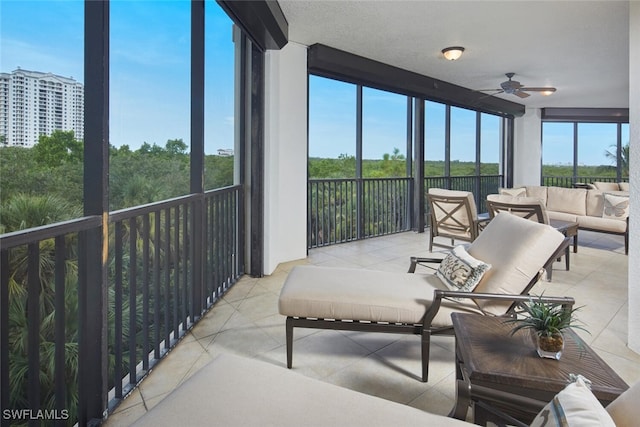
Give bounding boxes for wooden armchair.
[427,188,482,251]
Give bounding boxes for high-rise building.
[0,68,84,147]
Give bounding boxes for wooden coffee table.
[449,313,628,425]
[547,219,579,280]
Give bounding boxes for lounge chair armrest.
[422,290,575,325]
[408,256,444,273]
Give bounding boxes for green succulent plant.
[506,295,589,338]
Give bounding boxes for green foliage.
[605,143,630,177]
[506,295,588,338]
[32,130,83,167]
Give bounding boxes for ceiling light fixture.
[442,46,465,61]
[541,88,557,96]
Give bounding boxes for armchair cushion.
[530,377,615,427]
[436,245,491,296]
[467,213,564,315]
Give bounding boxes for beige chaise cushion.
[468,213,564,315]
[279,265,483,328]
[280,214,563,326]
[133,353,470,427]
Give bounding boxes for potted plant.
[507,295,588,360]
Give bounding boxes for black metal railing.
[0,185,243,426]
[308,175,503,249]
[308,177,412,248]
[542,175,628,188]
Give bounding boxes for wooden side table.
[449,313,628,425]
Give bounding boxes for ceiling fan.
[479,73,556,98]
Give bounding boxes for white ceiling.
[278,0,630,109]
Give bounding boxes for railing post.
[80,1,109,423]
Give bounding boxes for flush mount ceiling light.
[442,46,465,61]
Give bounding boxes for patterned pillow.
[436,245,491,294]
[530,376,615,427]
[602,193,629,220]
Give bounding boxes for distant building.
[0,68,84,147]
[217,148,234,157]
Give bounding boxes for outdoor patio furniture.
[278,213,572,382]
[427,188,482,251]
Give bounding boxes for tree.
[165,138,187,155]
[605,143,629,177]
[32,130,83,167]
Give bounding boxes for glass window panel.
[110,1,191,209]
[308,75,356,178]
[480,113,500,176]
[204,2,235,190]
[450,106,476,176]
[362,87,407,177]
[542,122,574,182]
[577,123,617,178]
[425,101,445,176]
[621,123,630,177]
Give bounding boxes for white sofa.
[502,185,629,254]
[131,353,638,427]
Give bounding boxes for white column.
[263,42,308,275]
[513,107,542,186]
[628,1,639,353]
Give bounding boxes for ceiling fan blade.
[476,89,503,93]
[515,91,530,98]
[521,87,557,93]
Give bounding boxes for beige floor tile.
[110,228,638,426]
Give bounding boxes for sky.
[0,0,628,165]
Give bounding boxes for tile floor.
[105,229,639,426]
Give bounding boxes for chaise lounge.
[278,213,572,382]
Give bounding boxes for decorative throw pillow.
[499,187,526,197]
[530,376,615,427]
[602,193,630,220]
[435,245,491,295]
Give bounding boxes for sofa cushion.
[578,216,627,233]
[547,211,578,222]
[593,181,620,191]
[602,193,630,220]
[618,182,630,191]
[499,187,526,197]
[586,190,605,217]
[436,245,491,295]
[607,381,640,427]
[530,377,615,427]
[468,213,564,315]
[547,187,587,216]
[526,186,548,205]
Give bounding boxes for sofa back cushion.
[593,181,620,191]
[586,190,605,217]
[547,187,587,216]
[499,187,527,197]
[525,186,548,205]
[619,182,630,191]
[468,213,564,315]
